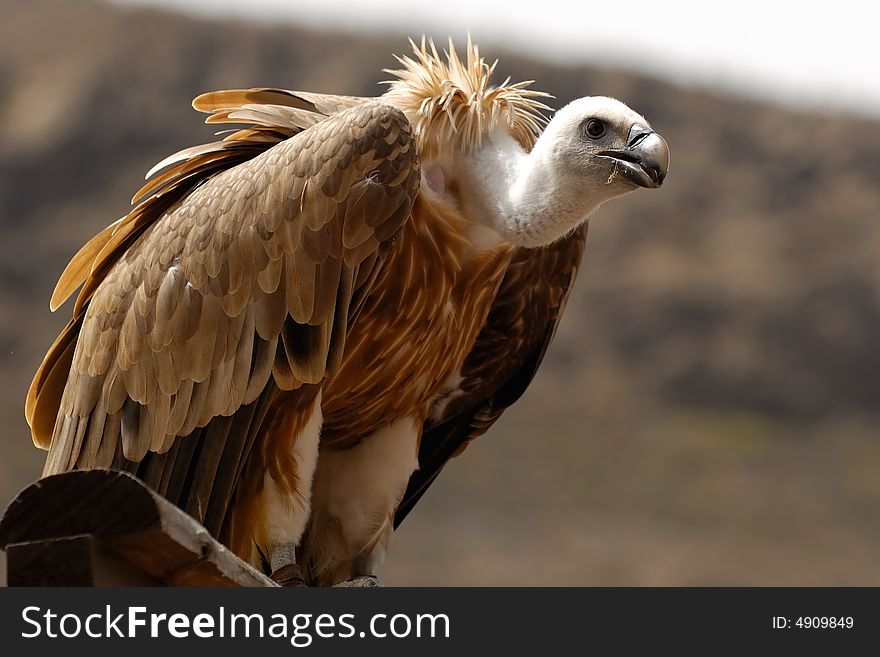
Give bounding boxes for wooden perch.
[0,469,278,587]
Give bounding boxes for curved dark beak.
[599,123,669,188]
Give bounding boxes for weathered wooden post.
[0,469,277,587]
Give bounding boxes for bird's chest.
[320,228,512,447]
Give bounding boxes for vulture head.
[456,95,670,248]
[540,96,668,190]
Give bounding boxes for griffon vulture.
[26,39,668,586]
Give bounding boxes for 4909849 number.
[795,617,854,629]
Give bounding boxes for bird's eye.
[584,118,606,139]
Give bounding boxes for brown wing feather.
[33,100,420,493]
[192,88,368,117]
[395,223,588,527]
[49,219,124,312]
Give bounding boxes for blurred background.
[1,0,879,585]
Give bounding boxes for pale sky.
[113,0,880,118]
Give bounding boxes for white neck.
[456,129,603,248]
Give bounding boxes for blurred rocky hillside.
[1,0,879,584]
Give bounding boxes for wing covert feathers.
[34,101,420,474]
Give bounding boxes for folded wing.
[28,97,420,482]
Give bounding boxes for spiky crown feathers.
[382,38,552,158]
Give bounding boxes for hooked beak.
[599,123,669,188]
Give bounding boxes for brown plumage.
[27,38,668,584]
[396,222,588,525]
